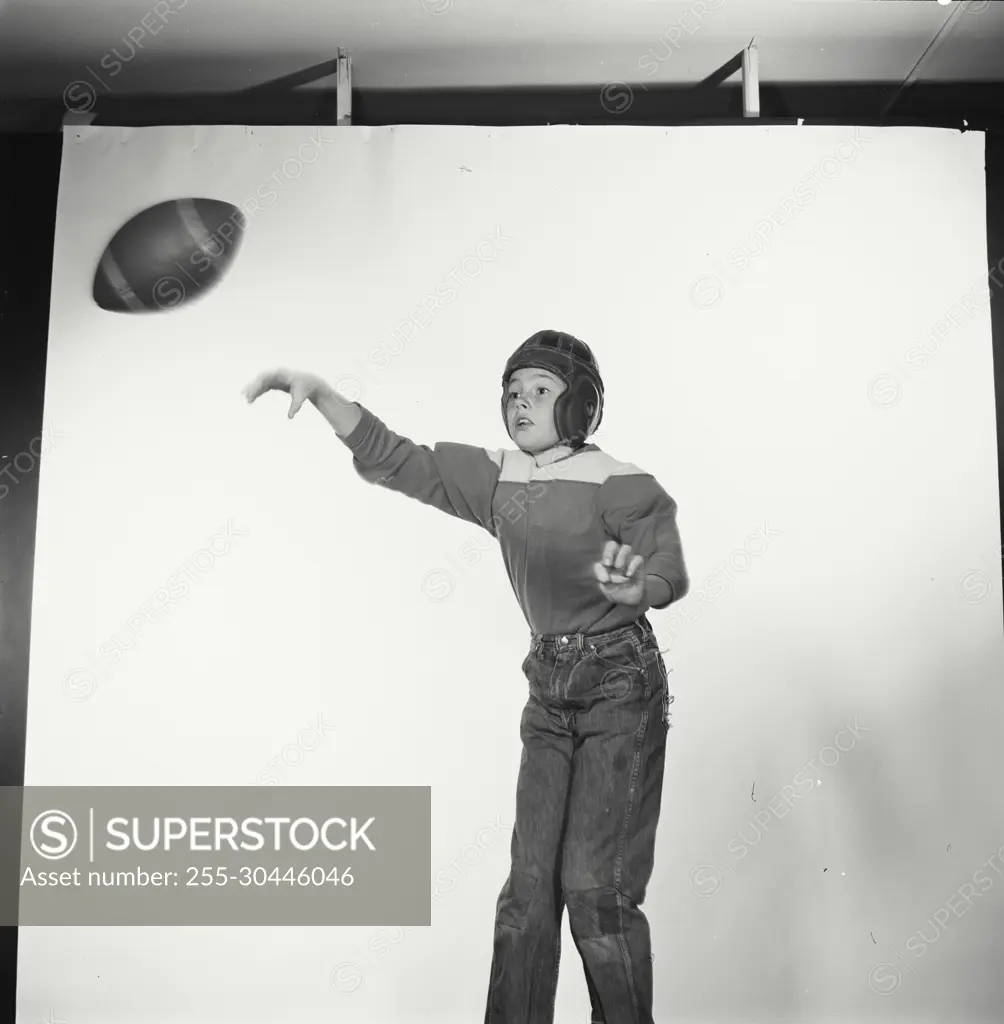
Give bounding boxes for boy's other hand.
[594,541,646,606]
[242,368,326,419]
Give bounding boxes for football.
[93,197,245,313]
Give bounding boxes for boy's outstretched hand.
[242,368,324,419]
[594,541,646,606]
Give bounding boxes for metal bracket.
[237,52,351,125]
[693,39,760,118]
[742,43,759,118]
[336,46,352,126]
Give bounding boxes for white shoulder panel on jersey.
[496,447,648,485]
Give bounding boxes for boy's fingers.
[288,383,310,418]
[243,374,275,402]
[244,369,292,397]
[594,562,634,587]
[615,544,632,571]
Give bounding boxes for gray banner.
[3,786,431,925]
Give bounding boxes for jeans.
[484,615,673,1024]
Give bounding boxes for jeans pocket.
[590,637,645,703]
[589,636,643,674]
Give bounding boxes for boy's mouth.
[515,417,533,430]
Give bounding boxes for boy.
[242,329,689,1024]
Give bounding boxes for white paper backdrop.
[16,122,1003,1024]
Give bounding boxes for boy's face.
[505,367,568,453]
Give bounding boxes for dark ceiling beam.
[1,81,1003,134]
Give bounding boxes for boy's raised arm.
[243,368,501,535]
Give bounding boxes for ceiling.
[0,0,1002,100]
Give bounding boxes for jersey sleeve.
[597,474,689,609]
[338,403,502,536]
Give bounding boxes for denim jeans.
[484,615,673,1024]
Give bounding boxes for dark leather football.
[93,197,245,313]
